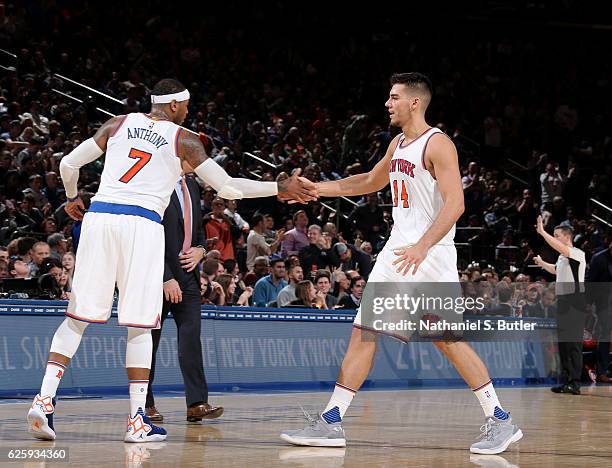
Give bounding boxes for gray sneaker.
[280,410,346,447]
[470,415,523,455]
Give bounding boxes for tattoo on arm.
[178,130,209,168]
[277,177,290,195]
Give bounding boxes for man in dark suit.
[587,240,612,383]
[146,170,223,422]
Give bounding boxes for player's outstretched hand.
[65,198,86,221]
[393,244,428,276]
[277,169,318,204]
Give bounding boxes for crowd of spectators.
[1,2,611,314]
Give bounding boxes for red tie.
[180,177,192,254]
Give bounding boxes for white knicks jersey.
[385,127,456,250]
[92,113,183,216]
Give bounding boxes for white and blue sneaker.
[470,414,523,454]
[27,394,56,440]
[124,408,168,443]
[280,409,346,447]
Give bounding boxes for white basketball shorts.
[66,211,164,328]
[353,243,458,329]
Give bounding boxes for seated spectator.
[206,249,222,261]
[485,284,514,316]
[28,241,50,277]
[57,267,71,300]
[252,257,288,307]
[299,224,332,276]
[329,242,373,279]
[246,214,284,271]
[281,210,309,257]
[331,267,350,300]
[224,200,250,232]
[223,258,240,277]
[42,171,62,209]
[15,195,43,231]
[277,262,304,307]
[336,275,365,309]
[314,270,338,308]
[263,215,277,243]
[38,257,64,298]
[243,256,270,288]
[203,197,235,262]
[288,280,327,309]
[216,273,253,306]
[0,247,8,264]
[61,252,75,280]
[40,217,58,235]
[540,288,557,318]
[200,259,222,305]
[495,230,518,266]
[47,232,67,260]
[0,259,8,279]
[521,284,544,317]
[8,256,29,278]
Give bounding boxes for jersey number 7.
[119,148,152,183]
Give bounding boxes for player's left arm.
[393,134,464,275]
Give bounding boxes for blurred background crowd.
[1,1,611,316]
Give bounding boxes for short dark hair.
[390,72,433,104]
[315,270,331,282]
[270,257,285,268]
[40,257,62,275]
[349,275,364,290]
[151,78,186,97]
[251,214,265,227]
[553,225,574,237]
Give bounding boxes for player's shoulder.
[425,129,456,156]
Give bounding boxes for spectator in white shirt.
[246,214,284,271]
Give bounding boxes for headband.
[150,89,190,104]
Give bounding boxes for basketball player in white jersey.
[281,73,522,454]
[27,78,316,443]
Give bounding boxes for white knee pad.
[49,317,89,358]
[126,328,153,369]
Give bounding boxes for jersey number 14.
[119,148,152,183]
[392,179,409,208]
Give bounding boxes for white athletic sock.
[129,380,149,417]
[473,380,509,420]
[40,361,67,398]
[321,383,356,423]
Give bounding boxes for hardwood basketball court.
[1,386,611,467]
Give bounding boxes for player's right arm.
[178,130,317,203]
[315,134,400,197]
[60,115,125,220]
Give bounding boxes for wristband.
[67,195,79,202]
